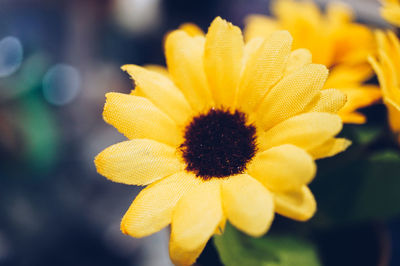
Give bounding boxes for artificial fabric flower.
[369,31,400,144]
[381,0,400,27]
[95,17,350,265]
[244,0,381,124]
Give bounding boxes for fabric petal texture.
[244,0,380,124]
[170,180,223,265]
[284,48,312,75]
[257,64,328,129]
[204,17,244,107]
[238,30,292,113]
[222,174,274,237]
[165,30,213,112]
[273,186,317,221]
[122,64,193,126]
[258,112,343,152]
[308,138,352,159]
[247,145,316,191]
[121,171,200,238]
[306,89,347,113]
[103,92,183,146]
[95,139,184,186]
[95,16,350,265]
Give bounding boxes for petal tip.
[93,152,106,177]
[120,65,128,71]
[120,215,145,238]
[342,139,352,151]
[312,63,329,74]
[120,217,129,235]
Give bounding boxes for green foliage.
[213,223,321,266]
[351,150,400,221]
[350,125,382,145]
[18,95,59,171]
[312,148,400,225]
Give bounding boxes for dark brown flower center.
[179,108,257,180]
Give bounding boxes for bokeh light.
[0,36,23,78]
[42,64,81,106]
[113,0,162,34]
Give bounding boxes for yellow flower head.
[245,0,381,124]
[95,17,350,265]
[381,0,400,27]
[369,31,400,144]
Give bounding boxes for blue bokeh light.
[42,64,81,106]
[0,36,23,78]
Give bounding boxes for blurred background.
[0,0,395,265]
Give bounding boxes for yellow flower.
[369,31,400,144]
[381,0,400,27]
[244,0,381,124]
[95,17,350,265]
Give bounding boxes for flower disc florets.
[180,108,257,179]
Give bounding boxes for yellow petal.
[242,37,264,70]
[258,112,343,151]
[386,97,400,134]
[339,112,366,124]
[369,45,398,102]
[170,180,223,265]
[103,93,182,146]
[378,49,400,100]
[247,144,316,192]
[346,86,382,111]
[382,3,400,27]
[308,138,351,160]
[273,186,316,221]
[179,23,204,37]
[204,17,244,107]
[94,139,184,186]
[271,0,335,66]
[324,64,373,89]
[238,31,292,113]
[221,174,274,237]
[369,55,387,93]
[306,89,347,113]
[338,87,382,124]
[121,171,200,238]
[333,24,375,66]
[169,239,207,266]
[165,30,213,112]
[326,1,353,24]
[143,64,170,77]
[273,0,321,26]
[214,218,227,235]
[121,65,193,126]
[387,31,400,73]
[244,15,280,41]
[284,48,312,75]
[257,64,328,129]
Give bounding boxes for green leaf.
[350,125,382,145]
[213,223,321,266]
[351,150,400,221]
[311,149,400,225]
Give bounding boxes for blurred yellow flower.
[178,23,204,37]
[381,0,400,27]
[245,0,381,124]
[95,17,350,265]
[369,31,400,144]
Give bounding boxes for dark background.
[0,0,396,266]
